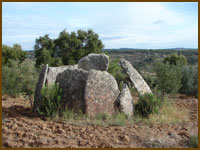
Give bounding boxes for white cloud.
[2,2,198,49]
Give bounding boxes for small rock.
[117,84,134,117]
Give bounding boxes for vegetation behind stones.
[108,58,128,90]
[135,93,162,118]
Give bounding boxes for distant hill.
[26,48,198,67]
[107,48,198,73]
[103,48,198,51]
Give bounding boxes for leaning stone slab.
[119,59,152,95]
[84,70,120,118]
[33,64,48,111]
[56,68,89,113]
[78,53,109,71]
[117,84,134,117]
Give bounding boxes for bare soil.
[2,94,198,148]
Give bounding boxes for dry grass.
[133,99,189,125]
[59,99,189,126]
[146,100,189,125]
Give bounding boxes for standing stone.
[119,58,152,95]
[33,64,78,111]
[56,69,89,113]
[117,84,134,117]
[84,70,120,118]
[78,53,109,71]
[33,64,48,111]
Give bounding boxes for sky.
[2,2,198,50]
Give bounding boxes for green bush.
[2,59,38,106]
[37,84,62,117]
[2,59,38,96]
[163,53,188,66]
[2,62,21,97]
[135,93,161,118]
[154,61,182,98]
[2,44,27,65]
[180,65,198,97]
[19,59,38,107]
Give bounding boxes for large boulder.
[56,69,89,113]
[33,64,78,111]
[119,59,152,95]
[84,70,120,118]
[117,84,134,117]
[78,53,109,71]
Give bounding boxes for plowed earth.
[2,95,198,148]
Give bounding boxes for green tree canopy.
[34,29,104,67]
[2,44,27,65]
[163,53,188,66]
[34,35,55,67]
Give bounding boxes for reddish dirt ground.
[2,95,198,148]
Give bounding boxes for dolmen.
[33,53,152,118]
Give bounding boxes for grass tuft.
[109,113,127,126]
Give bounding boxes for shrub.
[180,64,198,97]
[2,61,21,97]
[154,61,182,99]
[2,59,38,106]
[2,44,27,65]
[163,53,188,66]
[37,84,62,117]
[19,59,38,107]
[135,93,161,118]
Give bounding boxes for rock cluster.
[34,53,152,117]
